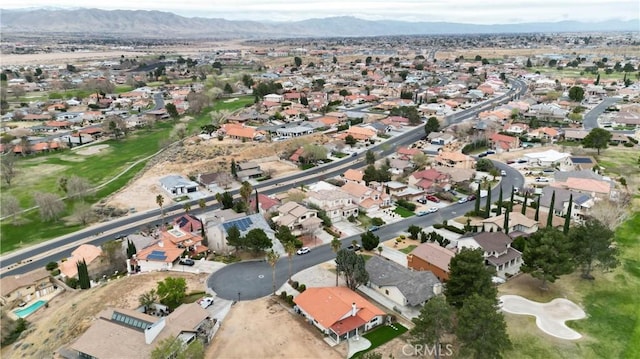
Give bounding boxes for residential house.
[222,124,262,141]
[248,194,281,215]
[160,227,208,256]
[365,256,442,307]
[293,287,386,344]
[273,202,323,236]
[207,213,279,254]
[407,242,456,282]
[235,161,264,180]
[197,171,233,191]
[340,182,392,211]
[474,211,540,236]
[307,187,359,222]
[427,132,455,145]
[434,151,475,169]
[395,146,422,161]
[408,168,451,193]
[456,232,523,278]
[339,126,376,141]
[387,180,424,201]
[59,244,107,279]
[159,175,199,196]
[503,122,529,135]
[0,268,55,306]
[174,214,203,234]
[562,128,589,141]
[135,239,191,272]
[551,176,612,199]
[69,304,212,359]
[528,127,559,142]
[539,186,594,221]
[343,169,364,184]
[569,156,597,171]
[489,133,520,151]
[526,103,568,120]
[289,147,305,163]
[523,149,572,169]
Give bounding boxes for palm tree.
[156,194,165,220]
[266,250,280,295]
[377,246,383,256]
[183,202,191,214]
[198,198,206,210]
[331,238,342,286]
[284,241,296,282]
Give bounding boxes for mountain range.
[1,8,637,39]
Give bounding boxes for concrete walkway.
[378,244,408,267]
[358,284,420,320]
[347,336,371,358]
[499,294,586,340]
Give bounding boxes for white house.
[159,175,199,196]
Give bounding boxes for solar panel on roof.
[223,217,254,233]
[147,250,167,261]
[571,157,593,164]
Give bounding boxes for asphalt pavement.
[582,97,620,130]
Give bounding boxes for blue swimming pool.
[14,300,46,318]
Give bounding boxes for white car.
[427,207,439,213]
[457,198,468,204]
[296,247,310,255]
[200,297,214,309]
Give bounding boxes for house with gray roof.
[365,256,442,307]
[539,186,594,221]
[159,175,199,196]
[456,232,522,278]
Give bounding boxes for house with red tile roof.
[173,214,203,233]
[294,287,385,344]
[489,133,520,151]
[248,193,281,214]
[395,146,422,161]
[342,169,364,183]
[434,151,475,169]
[222,124,262,141]
[289,147,305,163]
[408,168,450,192]
[340,182,391,211]
[338,126,376,141]
[59,244,106,279]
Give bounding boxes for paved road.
[582,97,620,130]
[0,79,527,277]
[208,160,524,300]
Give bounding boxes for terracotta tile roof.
[136,240,184,263]
[343,169,364,182]
[294,287,384,331]
[59,244,103,278]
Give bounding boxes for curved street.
[0,79,527,277]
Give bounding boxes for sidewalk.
[378,243,408,267]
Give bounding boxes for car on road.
[500,170,507,176]
[457,197,468,204]
[425,195,440,203]
[179,258,195,266]
[416,211,428,217]
[368,226,380,232]
[199,297,214,309]
[347,244,362,251]
[427,207,439,213]
[296,247,310,255]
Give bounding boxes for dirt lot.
[2,272,208,359]
[206,297,345,359]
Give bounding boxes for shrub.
[371,217,385,226]
[396,199,416,211]
[433,224,444,229]
[298,284,306,293]
[286,295,295,306]
[623,142,634,147]
[45,261,59,271]
[50,269,61,276]
[291,281,299,289]
[280,291,288,300]
[445,225,465,234]
[65,277,79,289]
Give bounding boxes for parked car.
[296,247,311,255]
[486,150,496,155]
[425,195,440,203]
[368,225,380,232]
[347,244,362,251]
[457,198,468,204]
[417,198,427,204]
[427,207,439,213]
[179,258,195,266]
[200,297,214,309]
[478,153,488,158]
[535,177,549,182]
[416,211,428,217]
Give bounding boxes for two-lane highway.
[0,79,527,277]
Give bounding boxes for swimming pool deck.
[7,288,64,320]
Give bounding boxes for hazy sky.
[2,0,639,24]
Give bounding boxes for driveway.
[499,294,586,340]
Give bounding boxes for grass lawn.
[399,245,417,254]
[353,324,408,358]
[500,212,640,359]
[394,207,415,218]
[0,97,255,253]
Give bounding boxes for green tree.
[360,230,380,251]
[151,337,204,359]
[410,296,454,359]
[276,225,296,244]
[484,186,492,218]
[165,103,179,119]
[0,152,18,186]
[475,158,494,172]
[241,74,254,88]
[457,294,512,359]
[138,289,158,313]
[474,185,481,213]
[582,128,612,155]
[407,225,422,240]
[424,116,440,135]
[345,134,356,146]
[521,228,574,289]
[156,194,165,220]
[546,191,555,228]
[445,248,496,308]
[526,58,532,67]
[283,240,297,282]
[503,209,510,234]
[223,82,233,94]
[266,249,280,295]
[569,219,618,279]
[230,158,237,178]
[156,277,187,310]
[521,192,528,215]
[294,56,302,67]
[215,191,234,209]
[226,225,243,253]
[331,238,342,286]
[534,195,541,221]
[496,187,503,216]
[365,150,376,165]
[239,181,253,210]
[126,239,137,259]
[245,228,273,252]
[77,259,91,289]
[563,194,573,235]
[568,86,585,102]
[335,249,369,291]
